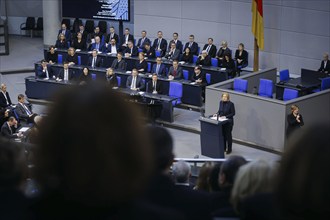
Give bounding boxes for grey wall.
[134,0,330,74]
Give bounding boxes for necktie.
[206,45,211,52]
[158,39,161,49]
[125,35,128,44]
[22,103,32,115]
[153,81,156,92]
[173,69,177,77]
[156,64,160,74]
[189,42,192,48]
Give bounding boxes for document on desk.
[210,116,228,122]
[18,127,30,132]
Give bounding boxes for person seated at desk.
[78,67,92,85]
[286,104,304,138]
[105,26,119,46]
[55,33,68,50]
[191,66,206,84]
[72,32,87,51]
[135,52,148,73]
[168,32,183,53]
[318,52,330,73]
[1,116,22,139]
[16,94,38,124]
[106,38,118,54]
[203,38,217,58]
[235,43,248,69]
[0,84,12,109]
[168,60,183,80]
[121,28,134,51]
[124,41,138,57]
[58,23,71,43]
[88,50,103,68]
[147,74,163,94]
[77,24,88,41]
[184,34,199,56]
[0,108,10,126]
[57,62,74,81]
[105,68,118,88]
[152,31,167,57]
[143,43,155,59]
[152,57,166,77]
[65,47,78,65]
[222,53,236,78]
[196,50,211,66]
[89,36,105,52]
[137,30,151,49]
[181,47,193,63]
[126,68,145,91]
[216,41,231,66]
[111,52,127,71]
[165,42,180,61]
[37,59,52,79]
[46,45,58,64]
[89,26,104,43]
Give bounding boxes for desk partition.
[205,68,330,152]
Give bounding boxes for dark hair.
[82,67,89,73]
[220,155,247,185]
[195,162,214,192]
[18,94,25,101]
[173,32,178,36]
[8,116,15,122]
[194,65,202,71]
[49,45,55,50]
[144,42,150,46]
[209,163,222,192]
[125,28,130,31]
[117,52,123,56]
[208,38,213,41]
[172,60,179,64]
[63,61,69,65]
[238,43,244,49]
[41,59,47,63]
[189,34,194,38]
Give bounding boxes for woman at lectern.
[286,104,304,138]
[213,92,235,154]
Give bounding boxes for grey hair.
[172,160,191,183]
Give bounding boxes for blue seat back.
[13,109,20,121]
[211,58,218,67]
[155,50,161,57]
[258,79,273,98]
[283,88,298,101]
[279,69,290,81]
[116,76,121,87]
[206,73,211,84]
[193,55,198,64]
[147,62,151,73]
[67,41,70,48]
[233,79,248,93]
[183,70,189,80]
[169,82,183,106]
[91,73,96,80]
[138,48,143,53]
[58,54,63,64]
[77,56,81,65]
[321,77,330,90]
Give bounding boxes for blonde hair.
[222,92,230,100]
[291,104,299,112]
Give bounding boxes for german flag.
[252,0,264,50]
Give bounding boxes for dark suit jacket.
[126,76,145,90]
[76,30,88,40]
[235,49,248,66]
[72,38,87,50]
[143,47,156,58]
[203,44,217,58]
[1,122,18,139]
[135,60,148,72]
[89,42,106,52]
[216,47,231,59]
[123,34,134,45]
[184,42,199,55]
[152,38,168,56]
[15,103,33,120]
[88,56,103,68]
[192,72,206,84]
[181,53,193,63]
[106,74,119,88]
[65,54,78,64]
[137,37,151,48]
[106,44,119,54]
[168,40,183,52]
[111,59,127,71]
[46,51,58,63]
[286,113,304,136]
[151,63,167,76]
[168,66,183,80]
[318,60,330,72]
[217,101,235,124]
[124,46,139,57]
[196,55,211,66]
[58,29,71,41]
[165,49,181,61]
[36,66,51,79]
[58,69,74,80]
[0,91,12,108]
[105,33,119,44]
[147,80,163,94]
[55,40,68,49]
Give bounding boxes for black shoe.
[226,150,232,154]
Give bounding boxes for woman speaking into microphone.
[213,92,235,154]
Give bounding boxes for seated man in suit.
[1,116,22,139]
[37,60,52,79]
[152,57,167,77]
[168,60,183,80]
[137,30,151,49]
[88,50,103,68]
[124,41,138,57]
[105,26,119,46]
[58,62,74,81]
[318,52,330,73]
[203,38,217,58]
[111,52,127,71]
[184,35,199,56]
[165,42,180,61]
[89,36,105,52]
[58,23,71,43]
[152,31,167,57]
[0,84,12,109]
[121,28,134,50]
[16,94,37,124]
[143,43,156,59]
[192,66,206,84]
[106,38,118,54]
[147,74,163,94]
[196,50,211,66]
[216,41,231,66]
[65,47,78,65]
[168,32,183,53]
[126,69,145,91]
[90,26,103,41]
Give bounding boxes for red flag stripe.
[254,0,263,16]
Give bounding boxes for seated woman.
[222,53,236,78]
[72,32,87,51]
[181,47,193,63]
[55,33,68,49]
[135,52,148,73]
[234,43,248,75]
[78,67,92,85]
[65,47,78,65]
[46,45,58,64]
[105,68,118,88]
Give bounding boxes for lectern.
[199,117,227,158]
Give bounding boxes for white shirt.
[64,69,69,81]
[92,57,96,68]
[125,35,129,44]
[111,45,117,54]
[153,81,157,92]
[131,76,136,89]
[1,91,9,105]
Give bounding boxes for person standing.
[286,105,304,137]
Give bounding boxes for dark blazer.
[216,47,231,59]
[126,76,145,90]
[1,122,18,139]
[106,74,119,88]
[111,59,127,71]
[203,44,217,58]
[89,42,106,52]
[78,74,92,84]
[192,72,206,84]
[76,30,88,40]
[137,37,151,48]
[124,46,139,57]
[135,60,148,72]
[217,101,235,124]
[235,49,248,67]
[122,34,134,45]
[87,56,103,68]
[36,65,51,79]
[168,40,183,52]
[143,47,156,58]
[0,92,12,108]
[152,63,167,77]
[181,53,193,63]
[15,103,33,120]
[152,38,168,56]
[147,80,163,94]
[318,60,330,72]
[55,40,68,49]
[72,38,87,50]
[184,42,199,55]
[168,66,183,80]
[196,55,211,66]
[105,33,119,44]
[46,51,58,63]
[65,54,78,64]
[223,59,236,77]
[58,69,74,80]
[165,48,181,61]
[58,29,71,42]
[106,44,119,54]
[287,113,304,136]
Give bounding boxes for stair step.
[0,43,5,46]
